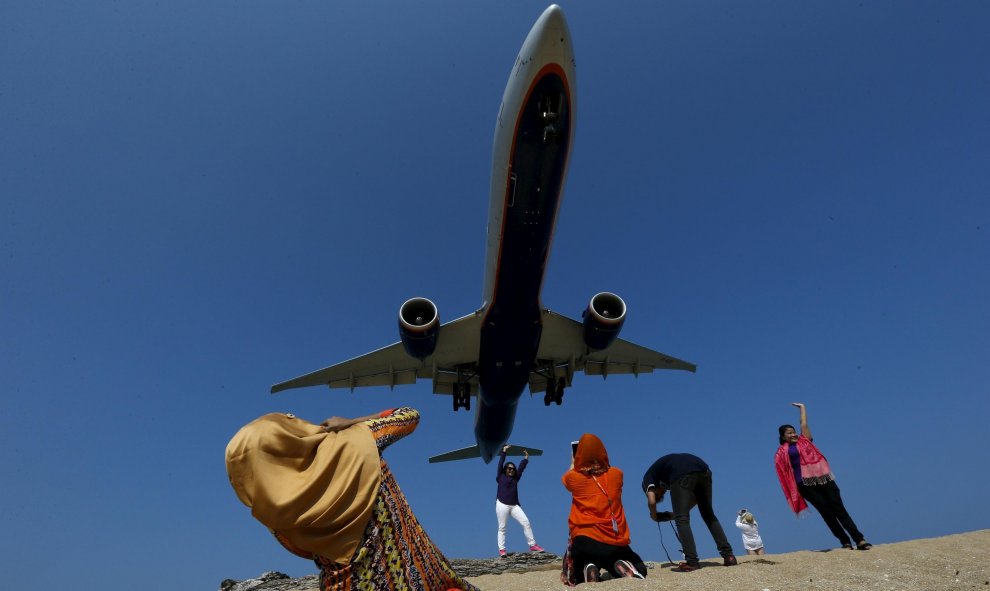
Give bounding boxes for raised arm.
[319,413,381,433]
[497,445,508,479]
[517,450,529,478]
[792,402,812,441]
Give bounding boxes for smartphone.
[571,441,579,457]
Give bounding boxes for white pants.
[496,499,536,550]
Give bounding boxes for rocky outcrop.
[219,571,317,591]
[449,550,562,577]
[219,552,561,591]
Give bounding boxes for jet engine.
[582,292,626,350]
[398,297,440,359]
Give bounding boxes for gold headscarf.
[225,413,381,563]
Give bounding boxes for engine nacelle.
[398,297,440,359]
[582,292,626,350]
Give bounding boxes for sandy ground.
[464,530,990,591]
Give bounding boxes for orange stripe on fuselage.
[483,62,573,326]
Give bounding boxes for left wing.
[529,308,696,393]
[271,312,483,394]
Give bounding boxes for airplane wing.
[271,312,483,394]
[529,308,696,393]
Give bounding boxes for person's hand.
[320,417,351,432]
[791,402,805,409]
[649,510,660,522]
[503,444,510,453]
[523,450,529,459]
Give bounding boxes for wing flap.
[271,312,483,394]
[534,308,696,380]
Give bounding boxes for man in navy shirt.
[642,453,736,571]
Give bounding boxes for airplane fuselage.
[270,5,694,465]
[474,6,576,461]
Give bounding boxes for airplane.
[271,4,696,463]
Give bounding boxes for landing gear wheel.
[543,392,552,406]
[554,378,566,405]
[452,383,470,411]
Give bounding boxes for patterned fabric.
[276,407,476,591]
[774,435,834,515]
[560,539,577,587]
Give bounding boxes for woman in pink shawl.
[774,403,872,550]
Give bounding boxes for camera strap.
[591,474,619,534]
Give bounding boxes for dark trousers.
[798,480,864,546]
[571,536,647,581]
[670,470,733,564]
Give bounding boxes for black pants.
[670,470,733,564]
[571,535,647,581]
[798,480,864,546]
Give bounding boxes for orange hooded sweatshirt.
[561,433,630,546]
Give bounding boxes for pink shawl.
[774,435,833,515]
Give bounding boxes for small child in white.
[735,509,765,555]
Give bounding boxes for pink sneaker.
[498,549,507,557]
[529,544,545,552]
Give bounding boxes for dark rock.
[222,552,562,590]
[218,571,316,591]
[448,551,561,577]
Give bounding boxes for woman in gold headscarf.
[226,407,476,591]
[561,433,646,584]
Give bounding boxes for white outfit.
[735,515,764,551]
[496,500,536,550]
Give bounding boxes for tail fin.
[428,444,543,463]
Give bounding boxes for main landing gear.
[452,382,471,411]
[543,377,566,406]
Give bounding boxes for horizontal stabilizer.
[428,444,543,463]
[428,445,481,463]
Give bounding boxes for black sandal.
[857,541,873,550]
[842,543,853,550]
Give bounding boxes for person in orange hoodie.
[562,433,647,583]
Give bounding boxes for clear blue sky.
[2,2,988,589]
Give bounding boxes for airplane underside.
[270,6,697,464]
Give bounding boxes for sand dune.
[464,530,990,591]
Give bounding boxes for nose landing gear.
[543,377,566,406]
[452,382,471,411]
[539,94,562,144]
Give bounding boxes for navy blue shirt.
[787,442,802,483]
[496,450,527,505]
[641,453,710,493]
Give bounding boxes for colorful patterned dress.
[274,407,477,591]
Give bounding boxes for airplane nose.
[533,4,571,50]
[543,4,565,25]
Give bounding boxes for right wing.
[529,308,696,392]
[271,311,483,394]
